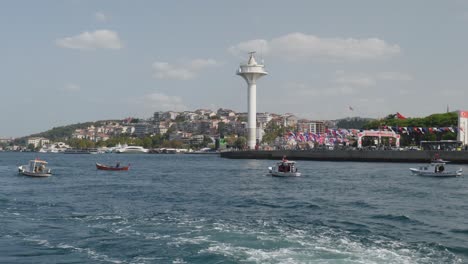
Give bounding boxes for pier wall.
[220,150,468,164]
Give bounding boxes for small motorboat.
[410,158,462,177]
[18,159,52,177]
[96,162,130,171]
[268,157,301,177]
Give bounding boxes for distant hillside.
[19,120,120,142]
[336,117,374,129]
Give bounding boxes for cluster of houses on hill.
[68,109,330,145]
[0,109,332,151]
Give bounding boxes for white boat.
[268,158,301,177]
[410,159,462,177]
[115,146,149,154]
[18,159,52,177]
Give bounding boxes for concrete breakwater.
[220,150,468,164]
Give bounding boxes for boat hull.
[270,171,301,177]
[268,166,301,177]
[18,166,52,177]
[96,163,129,171]
[410,168,462,177]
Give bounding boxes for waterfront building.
[133,122,152,137]
[162,111,179,120]
[194,109,213,116]
[282,114,298,127]
[216,108,236,117]
[0,137,14,144]
[297,120,326,134]
[153,111,163,124]
[27,137,50,148]
[257,112,272,124]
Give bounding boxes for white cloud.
[56,30,122,50]
[58,83,81,92]
[143,92,187,111]
[152,59,218,80]
[95,12,108,22]
[229,32,400,61]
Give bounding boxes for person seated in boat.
[38,165,44,172]
[278,164,284,172]
[282,156,288,162]
[116,162,120,168]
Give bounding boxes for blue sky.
[1,1,468,137]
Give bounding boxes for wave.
[117,214,464,263]
[347,200,378,209]
[22,237,124,263]
[370,214,426,225]
[450,229,468,235]
[7,209,464,264]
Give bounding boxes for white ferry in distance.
[115,145,149,154]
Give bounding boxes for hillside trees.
[362,112,458,145]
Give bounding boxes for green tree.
[142,137,153,148]
[218,122,226,137]
[27,143,35,151]
[175,115,186,122]
[261,121,290,144]
[234,136,247,149]
[362,112,459,146]
[237,116,247,122]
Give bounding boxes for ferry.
[115,146,149,154]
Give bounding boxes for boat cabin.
[277,161,298,173]
[29,159,48,173]
[418,161,446,173]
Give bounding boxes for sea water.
[0,152,467,263]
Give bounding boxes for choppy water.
[1,152,468,263]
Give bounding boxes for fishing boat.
[18,159,52,177]
[410,158,462,177]
[96,162,130,171]
[268,157,301,177]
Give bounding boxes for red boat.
[96,162,130,171]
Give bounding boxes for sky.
[1,0,468,137]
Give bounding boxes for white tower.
[237,52,268,149]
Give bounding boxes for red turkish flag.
[396,112,406,119]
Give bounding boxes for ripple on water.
[1,154,467,263]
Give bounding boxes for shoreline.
[220,149,468,164]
